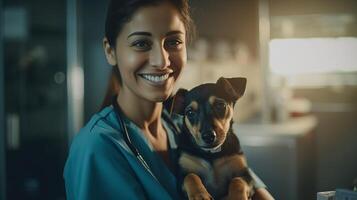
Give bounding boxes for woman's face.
[104,2,187,102]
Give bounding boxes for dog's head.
[169,77,246,151]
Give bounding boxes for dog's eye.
[185,108,196,119]
[214,101,227,113]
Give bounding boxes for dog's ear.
[216,77,247,101]
[165,88,188,115]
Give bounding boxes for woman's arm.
[252,188,275,200]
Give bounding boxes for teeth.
[141,73,170,83]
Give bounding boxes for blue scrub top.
[63,105,266,200]
[63,106,181,200]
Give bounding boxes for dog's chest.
[179,152,245,197]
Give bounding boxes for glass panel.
[269,37,357,75]
[269,7,357,89]
[3,0,67,199]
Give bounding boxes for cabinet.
[234,116,317,200]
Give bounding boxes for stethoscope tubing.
[111,96,159,181]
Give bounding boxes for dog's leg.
[226,177,250,200]
[183,173,213,200]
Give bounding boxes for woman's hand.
[252,188,275,200]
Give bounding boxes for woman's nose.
[149,45,171,69]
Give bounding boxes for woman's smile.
[138,72,173,85]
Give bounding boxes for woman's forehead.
[120,2,186,38]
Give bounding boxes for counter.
[233,115,318,200]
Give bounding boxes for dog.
[167,77,253,200]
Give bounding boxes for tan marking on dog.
[184,109,201,144]
[214,154,247,172]
[212,154,248,191]
[179,153,215,199]
[179,152,212,176]
[189,101,198,110]
[185,101,200,142]
[181,154,250,198]
[212,103,234,143]
[208,96,216,106]
[183,173,212,200]
[226,177,250,200]
[180,153,221,197]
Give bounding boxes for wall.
[190,0,259,58]
[271,0,357,16]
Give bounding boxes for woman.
[63,0,274,199]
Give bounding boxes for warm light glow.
[269,37,357,75]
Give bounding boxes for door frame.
[0,0,7,199]
[66,0,84,146]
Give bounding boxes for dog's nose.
[202,131,216,144]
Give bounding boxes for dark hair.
[101,0,195,109]
[105,0,195,47]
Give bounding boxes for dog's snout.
[202,131,216,144]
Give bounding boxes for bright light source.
[269,37,357,75]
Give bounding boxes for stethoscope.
[111,96,158,181]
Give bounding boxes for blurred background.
[0,0,356,199]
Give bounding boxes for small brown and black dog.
[168,77,253,200]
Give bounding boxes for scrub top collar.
[110,104,180,198]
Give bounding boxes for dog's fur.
[168,77,253,200]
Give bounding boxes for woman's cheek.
[172,49,187,67]
[118,53,147,74]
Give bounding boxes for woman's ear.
[103,38,117,66]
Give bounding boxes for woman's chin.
[151,92,171,102]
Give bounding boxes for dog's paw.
[188,192,213,200]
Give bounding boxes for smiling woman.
[63,1,194,199]
[63,0,273,200]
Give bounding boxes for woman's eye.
[131,40,151,50]
[165,39,183,49]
